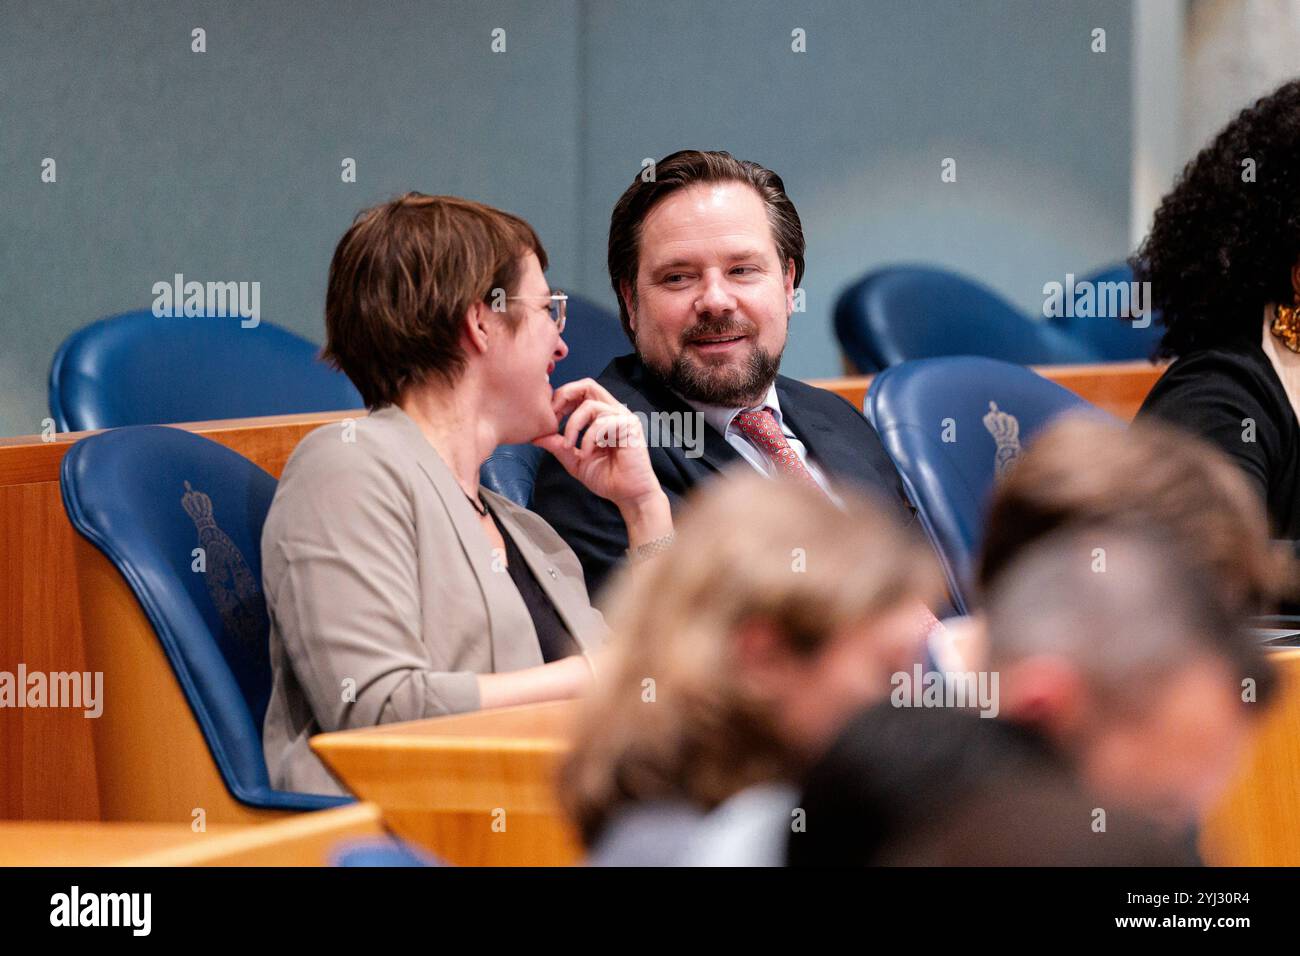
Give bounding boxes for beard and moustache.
[640,317,784,407]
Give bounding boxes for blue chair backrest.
[834,266,1102,373]
[478,292,622,506]
[865,356,1107,613]
[552,293,625,387]
[1047,263,1164,361]
[60,425,350,811]
[331,837,444,866]
[480,444,546,507]
[49,310,363,432]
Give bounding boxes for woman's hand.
[532,378,661,509]
[532,378,673,548]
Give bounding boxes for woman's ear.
[1290,259,1300,300]
[464,300,493,355]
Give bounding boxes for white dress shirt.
[681,383,837,497]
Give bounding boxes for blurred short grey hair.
[983,526,1246,709]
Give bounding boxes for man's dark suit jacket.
[530,353,915,597]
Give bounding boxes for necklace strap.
[464,491,488,516]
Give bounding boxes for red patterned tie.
[733,406,944,641]
[733,407,823,489]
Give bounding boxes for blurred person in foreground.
[935,414,1292,673]
[560,469,944,866]
[967,417,1286,832]
[790,415,1289,865]
[790,526,1262,866]
[262,194,674,796]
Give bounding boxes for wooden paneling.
[119,801,387,866]
[0,802,385,866]
[0,409,362,821]
[0,820,240,866]
[311,701,581,866]
[1200,649,1300,866]
[808,360,1165,422]
[72,535,299,825]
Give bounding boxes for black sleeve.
[1138,359,1278,505]
[825,390,917,523]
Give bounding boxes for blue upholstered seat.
[60,425,352,812]
[865,356,1108,612]
[480,444,547,508]
[550,292,625,387]
[49,310,362,432]
[1048,263,1165,361]
[834,265,1102,373]
[331,837,444,867]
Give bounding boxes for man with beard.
[531,150,913,596]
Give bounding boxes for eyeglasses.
[506,291,568,333]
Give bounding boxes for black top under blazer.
[530,353,916,596]
[1138,339,1300,541]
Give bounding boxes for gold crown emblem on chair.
[181,481,267,644]
[982,401,1022,477]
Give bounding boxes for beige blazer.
[261,404,607,796]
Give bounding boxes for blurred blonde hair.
[560,468,942,846]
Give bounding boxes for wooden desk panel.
[0,802,384,866]
[312,701,580,866]
[0,820,238,866]
[0,409,362,821]
[119,801,386,866]
[1201,648,1300,866]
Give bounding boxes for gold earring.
[1272,293,1300,353]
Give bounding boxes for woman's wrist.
[618,490,673,550]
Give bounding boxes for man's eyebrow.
[649,257,697,271]
[648,249,769,271]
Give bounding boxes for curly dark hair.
[1134,78,1300,358]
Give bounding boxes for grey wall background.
[0,0,1131,438]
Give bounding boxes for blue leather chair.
[49,310,363,432]
[331,837,444,867]
[61,425,352,818]
[551,292,625,387]
[480,444,546,507]
[1048,263,1164,361]
[834,266,1102,373]
[479,293,623,507]
[865,356,1108,613]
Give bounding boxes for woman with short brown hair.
[262,193,674,796]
